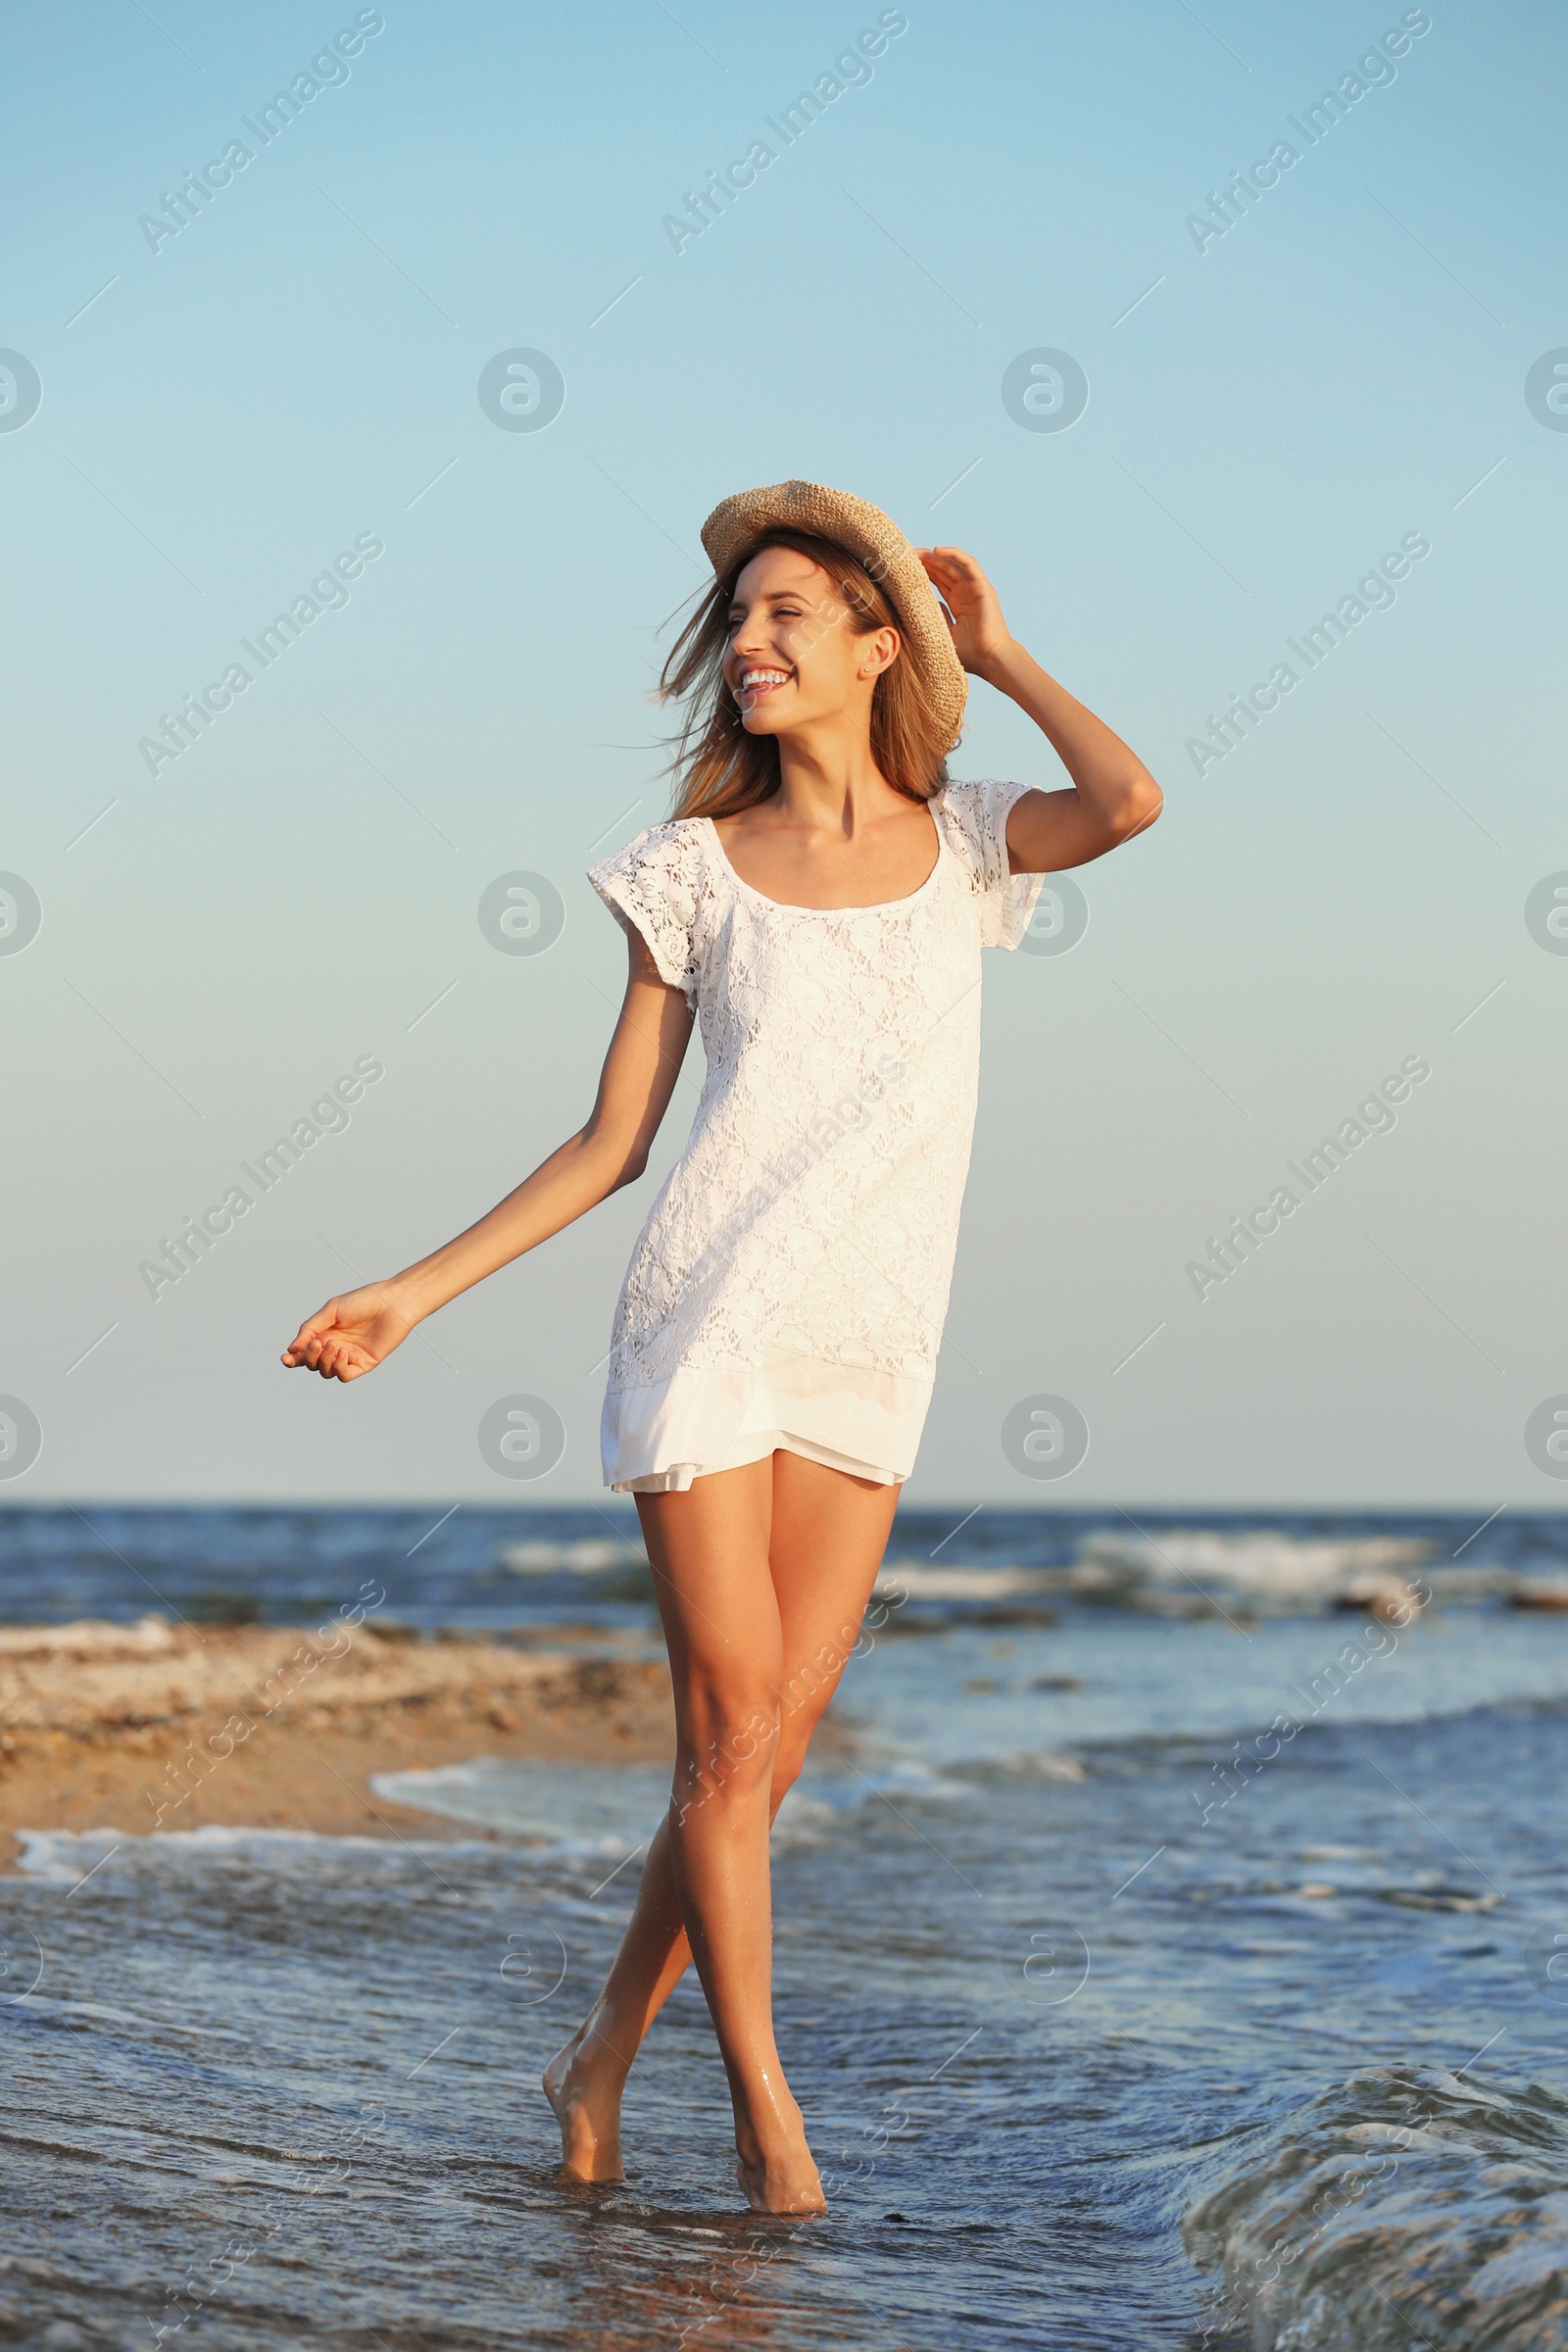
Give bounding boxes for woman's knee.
[673,1679,781,1803]
[764,1635,858,1810]
[778,1631,857,1730]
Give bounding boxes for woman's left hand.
[915,546,1015,678]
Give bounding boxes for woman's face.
[723,546,899,736]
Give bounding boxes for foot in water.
[542,2029,627,2182]
[735,2134,827,2215]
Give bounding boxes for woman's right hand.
[281,1284,416,1383]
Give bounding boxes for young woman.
[282,480,1161,2214]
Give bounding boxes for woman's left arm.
[918,545,1163,874]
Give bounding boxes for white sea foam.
[370,1757,667,1851]
[498,1538,648,1576]
[0,1613,176,1656]
[1078,1528,1434,1604]
[368,1754,974,1852]
[14,1827,126,1880]
[11,1822,496,1880]
[874,1530,1468,1617]
[875,1563,1059,1600]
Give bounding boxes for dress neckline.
[701,807,947,916]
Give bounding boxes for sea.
[3,1502,1568,2352]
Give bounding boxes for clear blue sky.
[3,0,1565,1507]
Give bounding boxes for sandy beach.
[0,1612,675,1868]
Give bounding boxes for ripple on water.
[1185,2066,1568,2349]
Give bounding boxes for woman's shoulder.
[932,777,1029,863]
[637,812,710,845]
[932,775,1026,819]
[932,778,1048,948]
[587,816,714,999]
[588,813,710,887]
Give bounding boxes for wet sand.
[0,1615,674,1867]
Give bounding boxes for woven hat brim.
[699,478,966,749]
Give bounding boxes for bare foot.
[736,2141,827,2215]
[543,2031,626,2182]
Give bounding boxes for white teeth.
[740,668,790,689]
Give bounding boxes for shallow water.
[3,1507,1568,2348]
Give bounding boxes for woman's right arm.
[280,931,693,1383]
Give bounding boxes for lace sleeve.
[588,822,703,1004]
[936,779,1047,949]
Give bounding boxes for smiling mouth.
[736,665,793,701]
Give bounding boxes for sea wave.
[1185,2063,1568,2348]
[872,1528,1568,1619]
[873,1564,1061,1601]
[498,1538,648,1575]
[1079,1528,1434,1607]
[370,1757,669,1852]
[10,1823,501,1882]
[368,1754,975,1850]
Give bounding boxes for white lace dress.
[587,778,1045,1492]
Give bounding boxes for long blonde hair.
[660,529,953,820]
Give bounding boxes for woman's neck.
[770,723,903,834]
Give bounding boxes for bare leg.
[542,1806,689,2182]
[543,1452,899,2205]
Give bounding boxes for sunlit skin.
[280,543,1161,2211]
[710,542,1163,907]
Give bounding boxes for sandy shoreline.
[0,1614,674,1869]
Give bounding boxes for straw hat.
[700,478,967,749]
